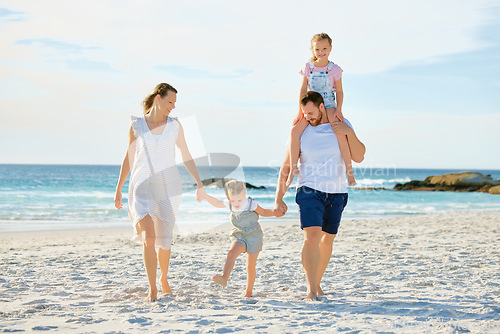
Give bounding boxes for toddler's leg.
[287,118,309,186]
[245,252,259,297]
[326,107,356,186]
[212,242,246,287]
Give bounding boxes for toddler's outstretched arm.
[255,205,277,217]
[203,193,226,208]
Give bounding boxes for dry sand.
[1,211,499,333]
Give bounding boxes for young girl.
[114,83,206,302]
[202,180,277,297]
[287,33,356,187]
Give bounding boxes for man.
[275,91,365,301]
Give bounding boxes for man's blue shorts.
[295,186,348,235]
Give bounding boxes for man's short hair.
[300,91,324,108]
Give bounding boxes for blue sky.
[1,0,499,169]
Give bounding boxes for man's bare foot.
[305,291,318,301]
[212,274,227,287]
[144,287,158,302]
[317,286,324,297]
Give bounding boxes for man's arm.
[274,149,291,216]
[332,121,366,163]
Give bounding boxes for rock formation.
[394,172,500,193]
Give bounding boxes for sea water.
[0,164,499,232]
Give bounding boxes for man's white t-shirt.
[297,119,353,194]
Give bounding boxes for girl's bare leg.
[287,118,309,186]
[158,247,172,294]
[326,107,356,186]
[136,215,158,302]
[245,252,259,297]
[212,242,246,287]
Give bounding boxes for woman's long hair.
[143,83,178,115]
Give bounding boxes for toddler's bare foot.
[212,274,227,287]
[144,287,158,302]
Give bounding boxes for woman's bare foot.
[212,274,228,287]
[317,285,324,297]
[144,287,158,302]
[161,278,172,295]
[244,292,252,297]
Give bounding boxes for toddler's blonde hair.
[224,180,246,199]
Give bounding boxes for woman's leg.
[136,214,158,302]
[245,252,259,297]
[158,247,172,294]
[212,242,246,287]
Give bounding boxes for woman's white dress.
[128,116,182,250]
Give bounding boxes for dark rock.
[197,178,265,190]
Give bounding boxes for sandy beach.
[1,211,499,333]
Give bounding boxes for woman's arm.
[254,205,277,217]
[175,120,206,201]
[114,126,136,209]
[203,193,226,208]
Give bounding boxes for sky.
[1,0,499,170]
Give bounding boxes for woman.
[114,83,206,302]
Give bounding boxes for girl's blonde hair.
[224,180,246,199]
[310,33,333,61]
[143,83,177,115]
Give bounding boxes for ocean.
[1,164,499,232]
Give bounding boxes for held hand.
[114,191,123,210]
[274,199,288,217]
[273,208,284,217]
[331,121,352,136]
[195,187,206,202]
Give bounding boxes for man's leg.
[302,226,323,301]
[317,232,336,296]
